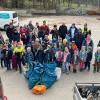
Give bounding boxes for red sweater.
[40,25,50,35]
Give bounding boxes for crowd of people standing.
[0,20,100,74]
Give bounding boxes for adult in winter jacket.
[59,23,67,40]
[13,29,20,42]
[74,28,84,50]
[51,25,58,46]
[6,23,14,43]
[27,21,34,32]
[40,21,50,36]
[81,23,91,38]
[69,23,78,41]
[82,33,93,52]
[20,25,29,45]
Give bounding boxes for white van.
[0,11,19,30]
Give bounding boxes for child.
[6,44,13,70]
[14,42,25,73]
[85,47,92,71]
[71,49,79,73]
[52,43,58,62]
[79,46,87,71]
[24,47,34,68]
[55,48,63,68]
[42,35,49,50]
[94,47,100,73]
[34,46,44,64]
[62,47,71,74]
[61,39,68,52]
[44,44,53,63]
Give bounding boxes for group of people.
[0,20,100,74]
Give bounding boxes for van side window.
[0,13,9,19]
[13,13,17,18]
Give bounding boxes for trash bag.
[44,62,57,72]
[28,63,44,89]
[41,62,57,88]
[41,71,57,88]
[55,67,61,80]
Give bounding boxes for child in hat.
[13,42,25,73]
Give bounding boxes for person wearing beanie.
[23,46,34,69]
[13,42,25,73]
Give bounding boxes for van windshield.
[13,13,17,18]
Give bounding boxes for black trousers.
[17,60,22,73]
[0,58,4,68]
[85,61,90,71]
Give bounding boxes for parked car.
[0,11,19,30]
[73,83,100,100]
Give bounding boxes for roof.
[0,11,16,14]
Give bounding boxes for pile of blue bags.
[24,62,57,89]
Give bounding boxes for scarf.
[63,51,70,63]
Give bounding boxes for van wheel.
[4,25,9,31]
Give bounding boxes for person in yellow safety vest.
[13,42,25,73]
[82,23,91,38]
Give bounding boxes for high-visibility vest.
[82,27,90,33]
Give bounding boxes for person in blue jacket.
[69,23,78,42]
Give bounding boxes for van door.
[0,13,10,29]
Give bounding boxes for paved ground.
[0,16,100,100]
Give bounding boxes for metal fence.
[0,0,100,10]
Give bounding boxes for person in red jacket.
[20,25,29,45]
[40,20,50,36]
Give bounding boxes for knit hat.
[26,47,31,51]
[17,42,22,45]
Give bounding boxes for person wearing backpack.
[55,48,63,68]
